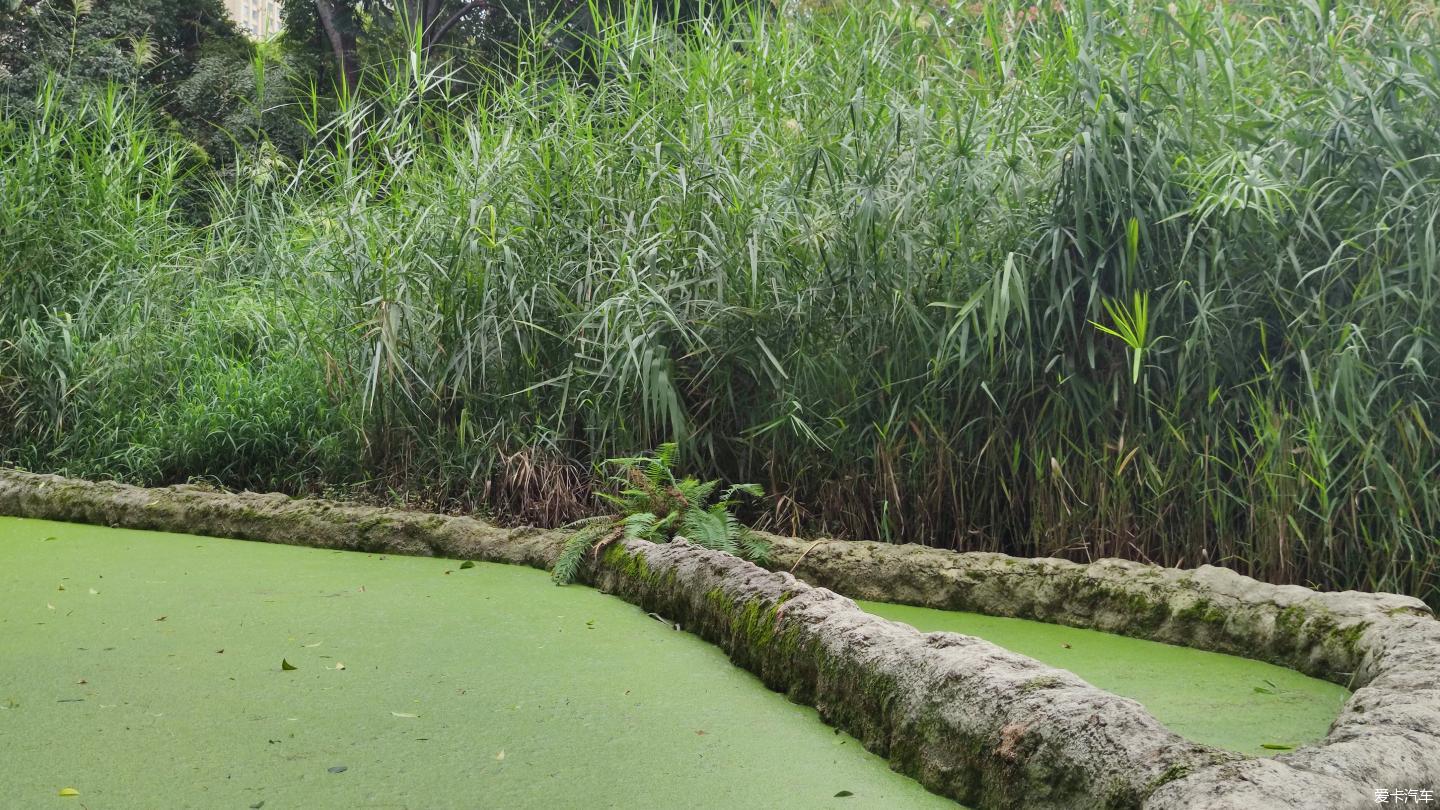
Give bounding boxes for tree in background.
[279,0,519,93]
[0,0,242,100]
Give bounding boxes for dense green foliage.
[552,442,766,583]
[2,0,1437,605]
[0,0,248,144]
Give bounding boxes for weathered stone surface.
[590,539,1232,809]
[764,535,1440,806]
[763,535,1428,685]
[2,468,1436,808]
[0,469,569,568]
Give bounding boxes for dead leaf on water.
[390,712,418,718]
[47,603,55,610]
[334,662,346,670]
[58,788,79,797]
[281,659,297,671]
[88,589,98,596]
[302,641,322,648]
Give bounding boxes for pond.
[0,518,949,808]
[1,517,1352,807]
[861,601,1349,757]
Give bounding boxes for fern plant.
[552,443,768,584]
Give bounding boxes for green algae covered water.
[0,518,953,809]
[860,601,1350,757]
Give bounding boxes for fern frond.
[679,477,717,508]
[622,511,659,541]
[653,509,681,535]
[738,530,771,566]
[655,442,678,472]
[722,482,764,502]
[682,507,737,554]
[552,532,595,585]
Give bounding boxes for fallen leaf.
[216,649,224,654]
[495,750,505,761]
[1061,643,1072,649]
[88,589,98,596]
[459,561,475,569]
[1260,743,1294,750]
[58,788,79,797]
[56,584,64,591]
[281,659,297,671]
[47,603,55,610]
[75,679,87,685]
[302,641,322,648]
[249,802,265,809]
[327,765,347,774]
[695,730,707,736]
[390,712,418,718]
[155,616,167,622]
[334,662,346,670]
[834,790,854,798]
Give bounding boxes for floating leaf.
[495,750,505,760]
[58,788,80,797]
[155,616,167,622]
[1260,743,1293,751]
[88,589,98,596]
[459,561,475,569]
[391,712,418,718]
[327,765,347,774]
[302,641,322,648]
[281,659,297,671]
[47,603,55,610]
[834,790,854,798]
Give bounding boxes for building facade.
[224,0,282,39]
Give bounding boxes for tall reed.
[2,0,1437,605]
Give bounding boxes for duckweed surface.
[860,600,1350,756]
[0,518,954,809]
